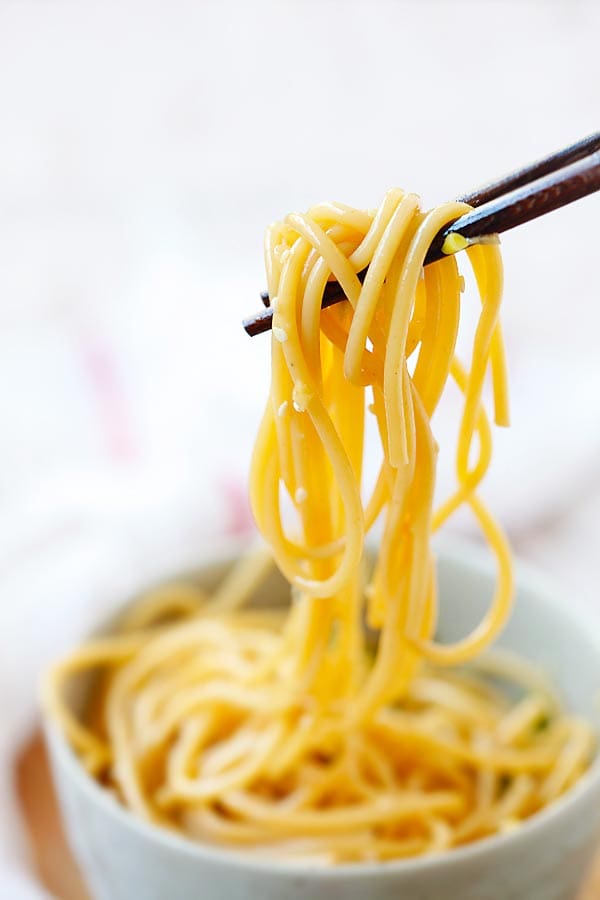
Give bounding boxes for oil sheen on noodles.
[45,189,594,863]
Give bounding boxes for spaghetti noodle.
[44,189,594,862]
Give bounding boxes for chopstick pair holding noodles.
[243,131,600,336]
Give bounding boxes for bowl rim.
[43,537,600,880]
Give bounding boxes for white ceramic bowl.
[44,542,600,900]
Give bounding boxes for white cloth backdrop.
[0,0,599,894]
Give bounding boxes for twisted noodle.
[45,190,594,863]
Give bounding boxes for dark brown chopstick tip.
[244,307,273,336]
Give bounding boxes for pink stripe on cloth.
[219,476,254,537]
[78,333,137,461]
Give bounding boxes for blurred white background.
[0,0,599,895]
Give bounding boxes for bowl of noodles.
[43,540,600,900]
[42,188,600,898]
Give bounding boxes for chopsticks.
[243,132,600,336]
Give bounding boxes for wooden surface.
[16,733,89,900]
[15,730,600,900]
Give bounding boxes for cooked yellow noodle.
[44,188,594,862]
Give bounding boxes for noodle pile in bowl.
[45,190,595,863]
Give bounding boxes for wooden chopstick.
[459,130,600,207]
[243,133,600,336]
